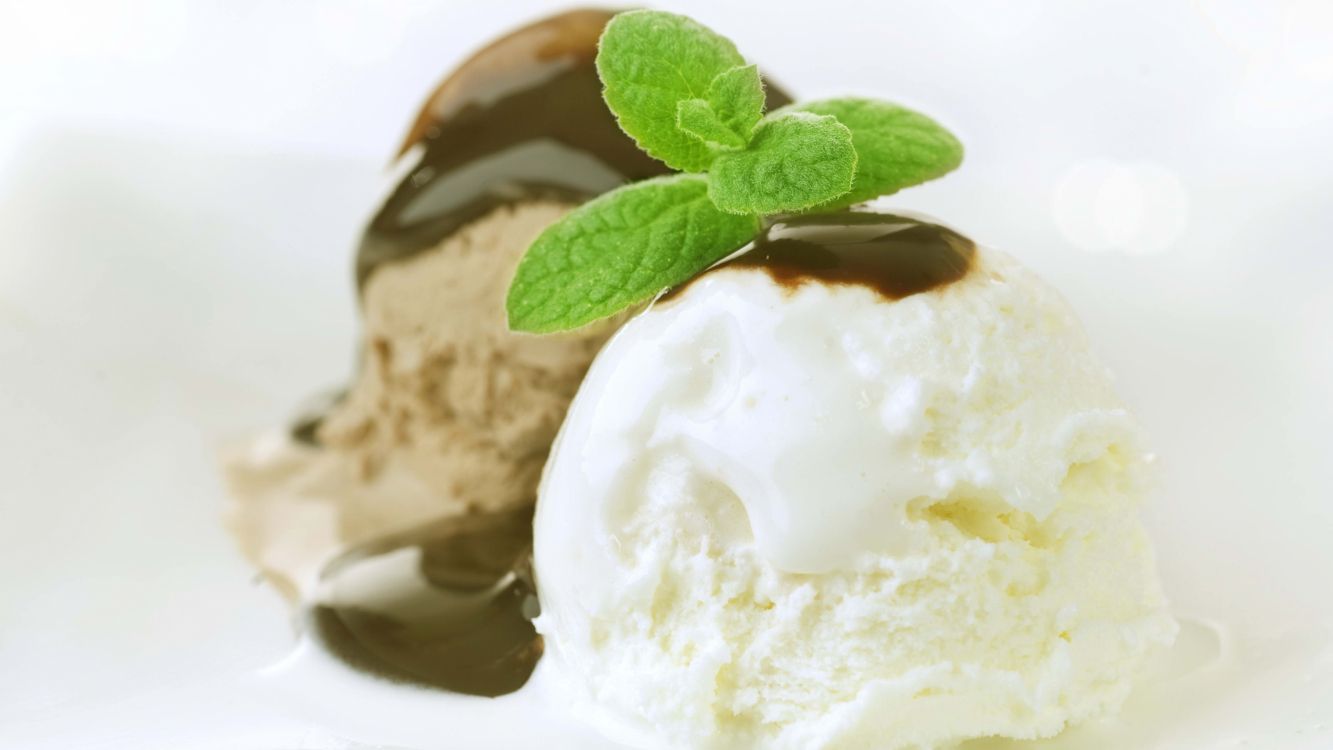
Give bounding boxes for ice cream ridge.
[222,7,1175,749]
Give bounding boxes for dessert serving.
[223,8,1175,749]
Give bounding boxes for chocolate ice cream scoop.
[223,8,790,697]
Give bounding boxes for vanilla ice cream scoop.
[533,211,1176,750]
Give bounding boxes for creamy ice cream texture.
[534,212,1176,749]
[223,200,605,598]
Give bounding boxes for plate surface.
[1,118,1329,750]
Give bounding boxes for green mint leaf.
[787,97,963,209]
[676,99,747,150]
[706,64,765,141]
[596,10,745,171]
[506,175,761,333]
[707,112,857,215]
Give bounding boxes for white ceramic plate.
[1,120,1329,750]
[2,0,1332,745]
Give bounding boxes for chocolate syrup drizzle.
[310,507,540,697]
[718,211,976,299]
[360,9,655,289]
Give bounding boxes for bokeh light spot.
[1052,159,1189,255]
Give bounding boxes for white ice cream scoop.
[533,211,1176,750]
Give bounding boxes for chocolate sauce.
[288,389,346,446]
[310,507,541,697]
[355,8,791,289]
[289,414,323,446]
[673,211,976,301]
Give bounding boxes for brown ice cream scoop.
[224,9,664,599]
[223,8,791,697]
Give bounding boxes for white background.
[1,1,1331,748]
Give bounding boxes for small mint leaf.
[597,10,745,172]
[787,97,963,209]
[677,99,747,150]
[707,112,857,215]
[506,175,760,333]
[707,64,765,141]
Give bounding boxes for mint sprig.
[677,99,747,150]
[506,10,964,334]
[506,176,759,334]
[702,64,765,143]
[787,98,964,210]
[596,11,745,172]
[709,112,856,214]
